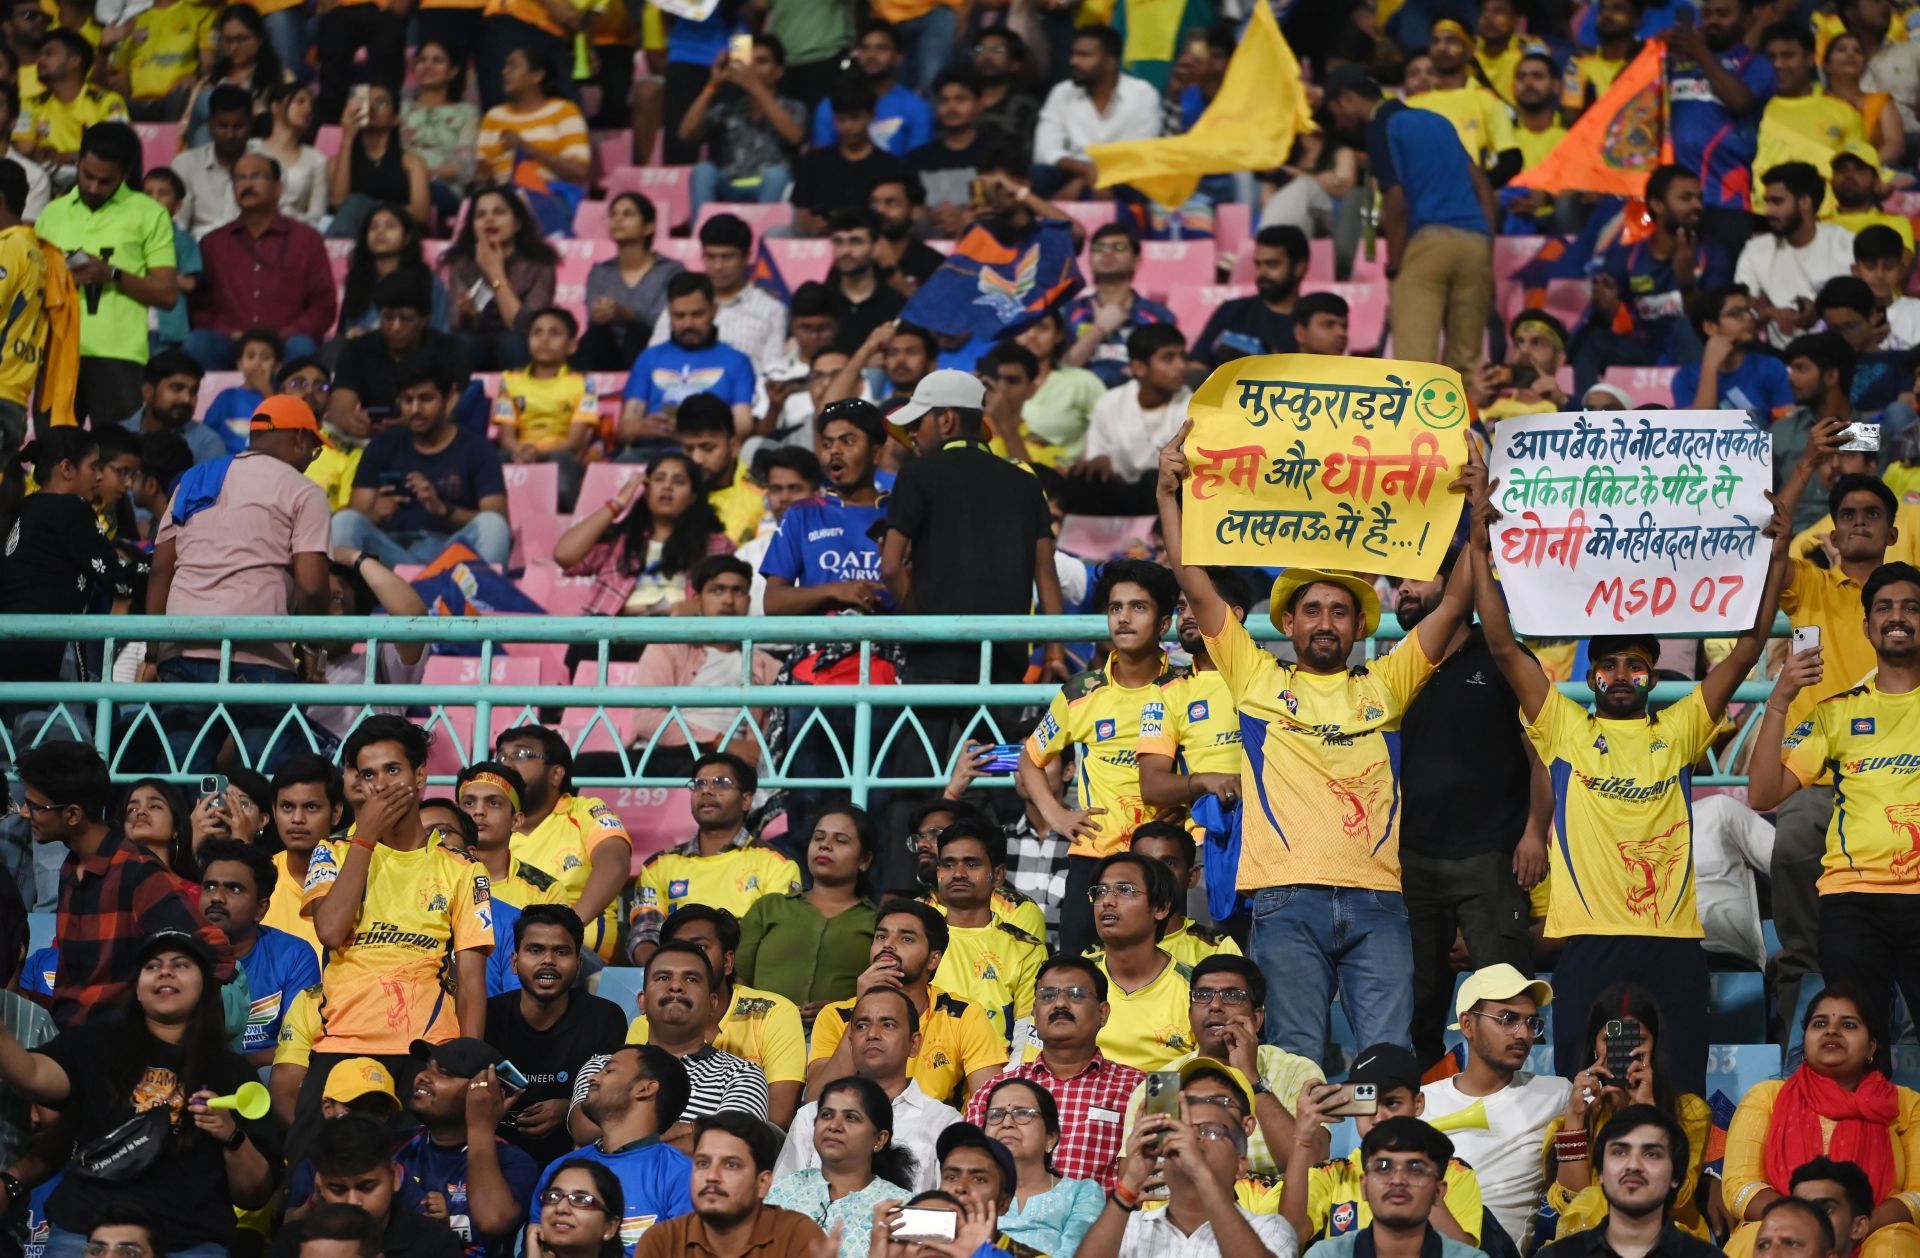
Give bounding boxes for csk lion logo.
[1326,763,1390,843]
[1887,805,1920,878]
[1617,820,1689,923]
[973,245,1040,320]
[1601,78,1663,173]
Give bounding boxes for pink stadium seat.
[1057,514,1158,561]
[422,240,450,268]
[555,283,588,325]
[315,125,341,157]
[577,462,641,519]
[498,639,571,683]
[1600,365,1680,406]
[558,661,642,754]
[595,131,634,178]
[516,561,597,616]
[606,786,688,869]
[604,165,694,233]
[1306,237,1335,282]
[193,372,243,421]
[765,237,834,287]
[694,202,793,238]
[656,238,703,269]
[1305,280,1387,353]
[1134,241,1216,301]
[1055,202,1113,240]
[1541,277,1592,331]
[1494,235,1550,289]
[135,123,178,173]
[502,461,560,570]
[1166,283,1252,341]
[1216,203,1252,253]
[423,655,544,774]
[572,199,609,239]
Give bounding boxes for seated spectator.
[393,1038,544,1254]
[1815,275,1911,411]
[768,1074,920,1247]
[976,1078,1105,1254]
[823,209,903,354]
[186,152,336,369]
[335,204,450,339]
[139,166,200,355]
[252,83,328,226]
[910,67,991,239]
[1723,986,1920,1258]
[1540,1107,1723,1258]
[970,28,1036,153]
[735,804,881,1014]
[1851,226,1920,351]
[90,423,145,541]
[1063,225,1178,388]
[1824,33,1905,169]
[129,349,225,465]
[527,1161,629,1258]
[1737,162,1858,349]
[0,81,49,221]
[1791,1158,1877,1258]
[494,305,597,510]
[1033,26,1161,201]
[329,271,469,439]
[793,78,911,238]
[806,19,931,160]
[181,4,288,147]
[622,272,758,445]
[627,554,781,765]
[580,191,684,372]
[1755,22,1867,193]
[1193,225,1308,367]
[281,1117,462,1258]
[679,32,805,222]
[476,47,589,237]
[732,445,819,609]
[85,1208,164,1258]
[325,82,431,238]
[400,39,479,224]
[116,776,196,884]
[1674,283,1795,415]
[869,173,945,293]
[553,451,731,618]
[1780,332,1861,532]
[1826,143,1910,246]
[1473,310,1574,421]
[14,29,129,182]
[1010,310,1104,468]
[286,1202,389,1258]
[106,0,211,120]
[1067,324,1192,516]
[824,319,934,412]
[199,325,281,452]
[676,391,764,542]
[332,361,511,566]
[632,1112,827,1257]
[170,84,251,237]
[439,187,558,371]
[1294,291,1352,356]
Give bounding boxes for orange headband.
[466,772,521,811]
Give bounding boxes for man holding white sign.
[1466,453,1792,1094]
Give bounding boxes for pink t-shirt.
[156,451,331,670]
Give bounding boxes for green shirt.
[735,890,877,1007]
[35,181,176,363]
[1023,365,1107,464]
[764,0,853,67]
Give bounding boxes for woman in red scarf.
[1722,987,1920,1257]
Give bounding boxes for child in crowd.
[141,166,201,355]
[202,327,284,454]
[494,306,598,511]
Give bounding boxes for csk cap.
[1268,567,1382,638]
[324,1057,400,1109]
[1451,963,1554,1030]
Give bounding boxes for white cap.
[887,368,987,430]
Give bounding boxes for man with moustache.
[1302,1118,1478,1258]
[392,1039,542,1258]
[1735,162,1857,350]
[1191,226,1308,368]
[1537,1106,1721,1258]
[634,1113,826,1258]
[1665,0,1777,253]
[197,838,320,1068]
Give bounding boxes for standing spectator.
[312,0,403,126]
[1032,26,1161,200]
[474,0,577,117]
[622,272,758,444]
[393,1039,544,1258]
[400,40,479,224]
[553,452,732,619]
[186,152,336,368]
[475,47,588,236]
[13,741,232,1028]
[793,79,911,237]
[1192,225,1308,367]
[1061,224,1179,388]
[325,81,431,237]
[1298,1119,1473,1258]
[13,30,129,182]
[678,33,806,222]
[492,724,633,964]
[440,187,557,371]
[806,20,932,159]
[35,121,178,427]
[253,83,328,226]
[127,350,225,465]
[1011,311,1105,468]
[761,0,850,109]
[580,191,683,372]
[0,160,43,446]
[971,28,1037,155]
[335,204,450,338]
[1736,162,1857,349]
[180,5,290,148]
[909,66,990,238]
[1326,65,1494,377]
[332,362,509,565]
[1673,283,1796,414]
[1069,325,1192,516]
[197,837,322,1067]
[0,82,49,221]
[1665,0,1773,251]
[631,1114,827,1258]
[822,210,903,354]
[139,167,199,356]
[329,271,470,436]
[106,0,213,121]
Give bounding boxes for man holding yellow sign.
[1154,352,1478,1059]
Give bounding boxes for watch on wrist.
[223,1126,248,1152]
[1251,1077,1273,1096]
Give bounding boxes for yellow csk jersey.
[1527,688,1716,940]
[1026,653,1178,858]
[115,1,214,102]
[273,984,322,1068]
[300,837,494,1054]
[0,226,49,406]
[1138,668,1243,776]
[709,463,767,545]
[931,916,1045,1044]
[1781,557,1886,733]
[1514,121,1566,172]
[15,84,129,157]
[627,983,807,1084]
[634,837,801,943]
[1156,919,1241,967]
[1120,1042,1322,1174]
[1791,505,1920,569]
[513,794,631,960]
[263,850,323,962]
[495,368,599,451]
[1295,1151,1486,1242]
[928,887,1047,952]
[1785,682,1920,895]
[1754,90,1866,197]
[1831,210,1915,250]
[306,444,364,510]
[1562,52,1629,113]
[1204,613,1437,894]
[810,985,1008,1107]
[1411,85,1519,168]
[1476,36,1548,103]
[1814,8,1906,61]
[1089,949,1192,1071]
[491,855,572,910]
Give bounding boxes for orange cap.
[249,394,320,435]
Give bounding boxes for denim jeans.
[1248,884,1416,1062]
[155,655,300,773]
[330,506,513,567]
[184,329,319,371]
[688,161,793,222]
[47,1229,228,1258]
[894,6,957,93]
[261,7,308,81]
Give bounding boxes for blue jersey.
[1669,42,1773,209]
[21,946,54,998]
[487,898,524,997]
[237,925,321,1054]
[810,83,934,157]
[532,1139,695,1257]
[1597,234,1732,356]
[23,1171,60,1258]
[623,340,756,411]
[758,495,891,603]
[203,386,264,455]
[1671,351,1793,417]
[395,1130,543,1258]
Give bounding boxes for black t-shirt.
[353,424,508,535]
[335,327,473,417]
[908,135,989,208]
[484,990,628,1166]
[827,273,906,354]
[40,1017,283,1250]
[882,237,948,290]
[792,146,911,218]
[268,1206,464,1258]
[1192,295,1299,368]
[0,492,138,680]
[1398,627,1535,859]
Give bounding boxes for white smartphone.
[1791,625,1821,656]
[891,1209,957,1242]
[1841,422,1881,453]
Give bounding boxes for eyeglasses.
[16,798,62,816]
[1034,985,1096,1004]
[539,1188,607,1212]
[1365,1159,1439,1183]
[1192,1122,1241,1144]
[1190,987,1254,1007]
[984,1106,1042,1126]
[687,775,737,794]
[1468,1009,1546,1037]
[1087,882,1143,903]
[498,748,546,764]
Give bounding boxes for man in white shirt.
[1033,25,1162,201]
[1734,161,1858,349]
[169,84,253,237]
[1070,324,1192,516]
[772,985,960,1191]
[0,83,49,221]
[1419,964,1572,1251]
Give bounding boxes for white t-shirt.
[1887,296,1920,352]
[771,1079,960,1192]
[1732,222,1858,348]
[1084,380,1194,482]
[1120,1203,1298,1258]
[311,642,430,738]
[1420,1070,1572,1249]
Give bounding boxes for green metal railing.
[0,614,1791,795]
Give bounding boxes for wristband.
[351,834,377,852]
[1110,1182,1142,1212]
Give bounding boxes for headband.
[1433,19,1472,42]
[466,772,521,812]
[1513,313,1567,352]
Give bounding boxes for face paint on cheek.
[1628,663,1652,691]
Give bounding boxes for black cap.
[1322,64,1380,101]
[410,1037,506,1078]
[136,929,217,974]
[935,1123,1017,1197]
[1347,1043,1423,1094]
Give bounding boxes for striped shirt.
[648,283,788,372]
[571,1044,770,1124]
[477,97,590,186]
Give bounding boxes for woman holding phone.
[767,1077,916,1257]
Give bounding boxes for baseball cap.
[884,368,987,446]
[1268,567,1383,637]
[134,929,217,974]
[1177,1056,1257,1112]
[1451,963,1554,1030]
[1832,139,1883,171]
[410,1037,507,1078]
[1347,1043,1423,1094]
[1322,64,1379,101]
[249,394,322,436]
[324,1057,400,1109]
[935,1122,1017,1196]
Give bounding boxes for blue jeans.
[48,1230,227,1258]
[331,506,512,567]
[262,7,309,81]
[155,655,301,772]
[688,161,793,222]
[183,329,319,371]
[894,6,957,93]
[1248,884,1415,1062]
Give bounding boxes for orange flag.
[1512,40,1672,196]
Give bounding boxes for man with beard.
[823,319,935,409]
[1563,0,1643,117]
[1410,18,1522,184]
[1503,54,1568,233]
[928,820,1044,1046]
[900,800,1046,939]
[532,1044,695,1255]
[910,68,991,239]
[1756,22,1867,195]
[1062,224,1179,388]
[1736,162,1857,349]
[1576,164,1726,391]
[869,176,945,294]
[622,273,757,444]
[1666,0,1776,252]
[1192,226,1308,367]
[1674,283,1795,414]
[1537,1107,1720,1258]
[1389,548,1549,1067]
[647,214,787,377]
[805,19,931,159]
[1299,1118,1481,1258]
[198,838,321,1068]
[126,348,223,463]
[634,1112,826,1258]
[1753,558,1920,1041]
[1469,456,1792,1093]
[961,954,1142,1189]
[1779,333,1860,530]
[482,904,627,1166]
[1158,423,1476,1060]
[1032,27,1160,201]
[392,1039,542,1258]
[1826,144,1910,246]
[823,209,903,353]
[490,726,631,965]
[970,28,1037,159]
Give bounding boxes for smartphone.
[1791,625,1821,656]
[1143,1070,1182,1120]
[495,1060,530,1090]
[891,1209,958,1243]
[728,32,753,66]
[1508,363,1539,391]
[1605,1017,1642,1082]
[378,471,409,489]
[1842,422,1881,452]
[200,774,229,810]
[976,743,1023,773]
[1328,1083,1379,1117]
[350,83,370,118]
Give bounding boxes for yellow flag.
[1089,4,1316,209]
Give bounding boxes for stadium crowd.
[0,0,1919,1257]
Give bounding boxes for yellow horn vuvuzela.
[205,1081,271,1121]
[1428,1100,1489,1134]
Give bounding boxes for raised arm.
[1156,418,1228,638]
[1699,488,1794,722]
[1469,471,1553,721]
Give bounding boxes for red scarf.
[1765,1065,1901,1202]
